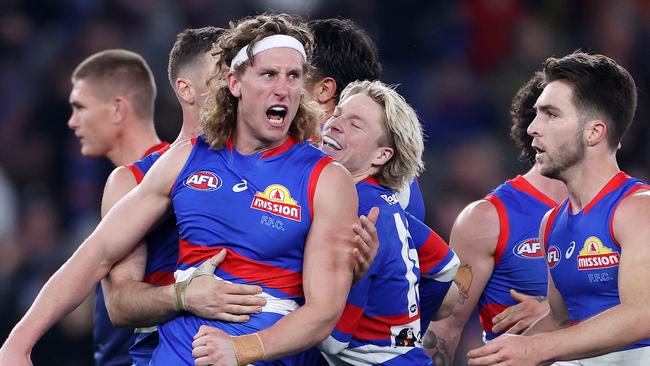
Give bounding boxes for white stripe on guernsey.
[423,251,460,282]
[174,268,299,315]
[229,34,307,70]
[321,344,424,366]
[134,326,157,334]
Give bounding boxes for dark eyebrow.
[70,100,84,108]
[535,103,560,114]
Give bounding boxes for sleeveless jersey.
[152,135,332,366]
[478,175,557,340]
[317,178,448,366]
[125,143,180,366]
[544,172,650,351]
[93,141,168,366]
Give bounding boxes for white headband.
[229,34,307,70]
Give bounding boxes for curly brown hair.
[510,71,544,164]
[200,13,320,149]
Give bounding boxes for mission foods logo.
[251,184,301,221]
[513,238,544,259]
[577,236,620,270]
[184,171,222,191]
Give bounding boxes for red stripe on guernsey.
[478,303,507,333]
[543,204,563,251]
[178,239,304,297]
[144,271,175,286]
[609,184,650,247]
[582,171,630,214]
[307,156,334,220]
[484,195,509,266]
[142,141,170,158]
[354,311,420,341]
[127,164,145,184]
[335,303,365,335]
[508,175,558,207]
[261,136,296,159]
[418,230,450,274]
[362,177,380,186]
[226,138,234,152]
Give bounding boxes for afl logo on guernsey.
[513,238,544,259]
[547,245,561,269]
[184,171,222,191]
[577,236,620,270]
[251,184,302,221]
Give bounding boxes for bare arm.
[0,142,189,365]
[424,200,499,365]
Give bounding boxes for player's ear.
[227,71,241,98]
[585,119,607,147]
[310,77,337,104]
[175,78,194,104]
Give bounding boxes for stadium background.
[0,0,648,365]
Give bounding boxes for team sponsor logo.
[184,171,222,191]
[547,245,561,269]
[513,238,544,259]
[577,236,620,270]
[251,184,301,221]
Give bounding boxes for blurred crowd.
[0,0,648,365]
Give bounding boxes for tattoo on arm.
[535,296,547,303]
[423,330,452,366]
[453,264,473,305]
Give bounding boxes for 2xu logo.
[184,171,222,191]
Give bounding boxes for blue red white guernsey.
[125,143,180,366]
[478,175,558,341]
[93,141,169,366]
[396,178,426,222]
[544,172,650,353]
[152,135,333,365]
[315,178,448,366]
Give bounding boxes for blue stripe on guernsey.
[478,175,557,340]
[92,141,170,366]
[546,172,650,351]
[153,135,332,365]
[315,178,430,365]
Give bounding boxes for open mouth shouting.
[266,105,287,127]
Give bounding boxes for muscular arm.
[257,162,357,359]
[0,142,189,364]
[100,166,177,327]
[424,200,499,365]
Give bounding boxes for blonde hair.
[200,13,320,149]
[339,80,424,190]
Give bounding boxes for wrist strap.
[173,257,219,312]
[232,333,265,365]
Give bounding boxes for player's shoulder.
[614,188,650,225]
[449,198,500,252]
[105,165,138,192]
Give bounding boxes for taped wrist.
[173,258,218,312]
[232,333,265,366]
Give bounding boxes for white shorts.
[552,346,650,366]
